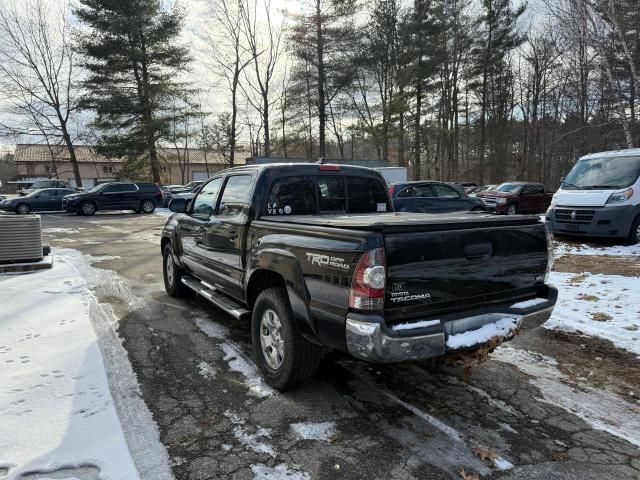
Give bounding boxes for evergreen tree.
[74,0,191,183]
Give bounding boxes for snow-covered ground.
[545,271,640,356]
[0,251,172,480]
[554,240,640,257]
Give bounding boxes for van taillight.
[349,248,386,311]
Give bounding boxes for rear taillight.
[389,185,395,197]
[349,248,386,311]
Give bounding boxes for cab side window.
[432,184,460,198]
[192,178,223,218]
[218,175,253,217]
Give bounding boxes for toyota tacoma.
[161,164,557,390]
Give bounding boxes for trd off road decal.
[305,252,350,270]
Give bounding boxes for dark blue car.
[389,181,486,213]
[0,188,77,214]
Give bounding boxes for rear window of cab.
[265,175,390,216]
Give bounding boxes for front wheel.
[163,243,188,297]
[628,215,640,245]
[506,203,518,215]
[15,203,30,215]
[252,287,322,391]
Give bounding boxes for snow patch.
[446,317,519,350]
[251,463,310,480]
[43,227,80,234]
[391,319,440,332]
[224,411,276,458]
[221,343,275,398]
[493,457,514,471]
[510,298,548,309]
[546,271,640,355]
[493,346,640,447]
[195,317,230,340]
[554,240,640,257]
[0,254,139,479]
[291,422,336,442]
[197,361,216,380]
[154,208,174,218]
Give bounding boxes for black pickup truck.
[161,164,557,390]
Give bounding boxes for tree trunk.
[315,0,326,158]
[414,79,422,180]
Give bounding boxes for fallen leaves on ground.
[577,293,599,301]
[458,468,480,480]
[472,445,499,462]
[591,312,613,322]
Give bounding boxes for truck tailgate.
[383,222,549,323]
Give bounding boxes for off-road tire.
[80,201,96,216]
[252,287,322,391]
[140,199,156,214]
[628,215,640,245]
[15,203,30,215]
[163,243,188,297]
[506,203,518,215]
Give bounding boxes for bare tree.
[240,0,284,157]
[0,0,82,186]
[203,0,254,166]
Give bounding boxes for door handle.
[464,243,492,260]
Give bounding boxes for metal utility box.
[0,215,44,264]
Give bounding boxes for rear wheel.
[628,215,640,245]
[252,287,321,391]
[15,203,30,215]
[80,201,96,216]
[506,203,518,215]
[163,243,188,297]
[140,199,156,214]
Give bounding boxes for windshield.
[495,183,522,193]
[563,156,640,190]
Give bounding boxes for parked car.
[161,163,557,390]
[389,181,486,213]
[167,185,202,208]
[63,182,163,215]
[477,182,552,215]
[163,181,204,207]
[0,188,77,214]
[546,149,640,243]
[468,184,497,196]
[451,182,478,194]
[18,179,76,196]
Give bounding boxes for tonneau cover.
[259,211,542,232]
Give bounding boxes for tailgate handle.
[464,242,492,260]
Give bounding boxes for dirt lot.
[38,212,640,480]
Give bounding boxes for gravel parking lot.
[24,212,640,480]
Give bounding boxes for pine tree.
[74,0,191,183]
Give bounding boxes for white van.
[546,149,640,243]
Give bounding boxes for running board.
[181,276,250,320]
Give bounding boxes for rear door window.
[266,176,316,215]
[347,176,390,213]
[218,175,253,217]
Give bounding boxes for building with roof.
[12,144,239,189]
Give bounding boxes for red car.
[476,182,553,215]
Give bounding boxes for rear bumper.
[345,286,557,363]
[546,205,638,238]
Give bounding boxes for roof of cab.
[218,162,381,175]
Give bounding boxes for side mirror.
[560,177,566,183]
[169,198,187,213]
